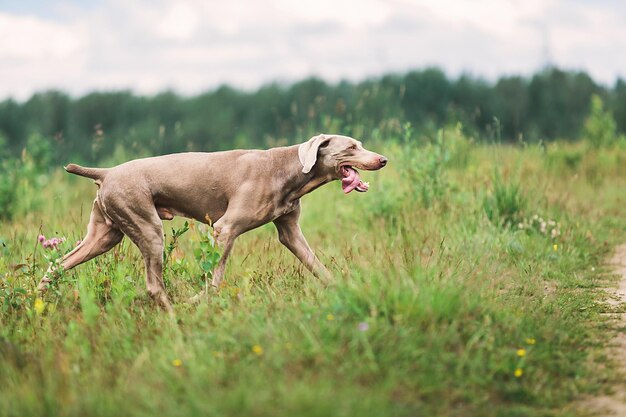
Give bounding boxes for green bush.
[0,158,19,221]
[583,94,620,148]
[400,125,451,208]
[483,171,527,228]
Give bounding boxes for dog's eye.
[349,145,357,150]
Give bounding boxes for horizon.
[1,65,622,104]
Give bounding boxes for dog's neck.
[270,145,334,203]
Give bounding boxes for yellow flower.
[326,314,335,321]
[516,348,526,357]
[553,244,558,251]
[212,351,223,358]
[525,338,536,345]
[34,298,45,315]
[172,359,183,367]
[252,345,263,356]
[514,368,523,378]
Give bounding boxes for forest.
[1,66,625,167]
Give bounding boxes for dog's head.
[298,134,388,193]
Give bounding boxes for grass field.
[1,130,626,416]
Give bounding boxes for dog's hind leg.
[104,202,173,313]
[38,198,124,292]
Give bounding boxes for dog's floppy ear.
[298,134,330,174]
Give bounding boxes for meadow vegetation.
[1,97,626,416]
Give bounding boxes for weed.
[483,170,527,228]
[193,224,221,291]
[400,123,451,208]
[163,221,190,286]
[0,158,19,221]
[583,94,621,148]
[0,283,28,313]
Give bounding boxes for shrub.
[0,158,19,221]
[483,171,527,228]
[583,95,620,148]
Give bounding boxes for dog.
[38,134,388,311]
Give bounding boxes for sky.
[0,0,625,101]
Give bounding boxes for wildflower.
[516,348,526,357]
[553,244,558,251]
[40,236,65,250]
[525,338,536,345]
[252,345,263,356]
[358,322,369,332]
[34,298,45,315]
[326,314,335,321]
[172,359,182,367]
[514,368,523,378]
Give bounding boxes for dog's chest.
[271,199,299,220]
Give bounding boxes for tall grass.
[1,129,625,417]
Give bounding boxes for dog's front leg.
[209,221,240,289]
[273,206,330,280]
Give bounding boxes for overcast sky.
[0,0,624,101]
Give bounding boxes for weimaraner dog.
[38,134,387,311]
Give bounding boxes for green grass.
[1,136,626,417]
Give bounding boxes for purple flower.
[38,234,45,243]
[358,322,369,332]
[41,236,65,250]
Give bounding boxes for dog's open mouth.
[340,165,369,193]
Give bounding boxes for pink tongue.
[341,167,362,193]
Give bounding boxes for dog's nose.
[379,156,388,167]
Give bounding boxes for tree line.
[1,66,625,166]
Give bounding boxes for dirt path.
[583,244,626,415]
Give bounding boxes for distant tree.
[493,76,529,140]
[528,68,599,140]
[0,98,26,151]
[612,78,626,135]
[450,75,495,133]
[401,68,450,127]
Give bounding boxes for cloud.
[0,0,624,100]
[0,12,88,98]
[155,2,200,41]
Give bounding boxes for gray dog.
[38,134,388,311]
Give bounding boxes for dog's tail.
[65,163,110,183]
